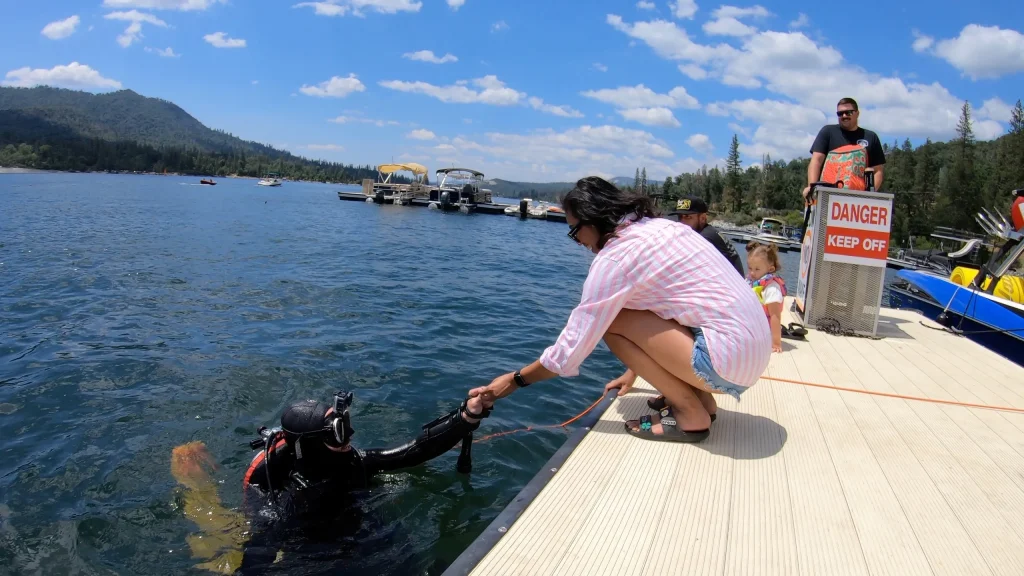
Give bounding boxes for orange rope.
[473,394,608,443]
[472,374,1024,444]
[760,375,1024,414]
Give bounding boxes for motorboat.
[366,162,431,205]
[200,178,216,186]
[889,205,1024,366]
[257,173,282,187]
[751,217,800,251]
[428,168,491,213]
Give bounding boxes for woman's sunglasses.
[567,222,584,244]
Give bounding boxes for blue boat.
[890,270,1024,365]
[888,205,1024,367]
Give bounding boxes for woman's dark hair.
[561,176,659,249]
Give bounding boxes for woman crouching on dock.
[469,176,771,442]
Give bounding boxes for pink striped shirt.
[539,216,771,388]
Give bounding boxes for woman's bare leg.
[603,333,712,432]
[604,309,726,432]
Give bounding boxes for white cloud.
[292,0,422,17]
[447,0,465,9]
[41,15,80,40]
[251,79,259,84]
[703,5,770,37]
[582,84,697,129]
[105,10,169,48]
[978,97,1013,123]
[203,31,246,48]
[687,133,714,154]
[727,122,750,138]
[305,144,346,151]
[678,64,708,80]
[607,15,735,64]
[407,129,436,140]
[423,124,690,181]
[636,1,655,9]
[117,22,143,47]
[329,115,400,126]
[402,50,457,64]
[789,13,809,29]
[593,62,609,72]
[712,5,771,19]
[380,75,524,105]
[528,97,584,118]
[911,29,934,53]
[491,20,509,32]
[102,0,224,10]
[103,10,168,26]
[145,46,180,57]
[703,17,756,37]
[670,0,698,19]
[2,62,122,91]
[618,107,681,127]
[581,84,699,109]
[300,74,366,97]
[931,24,1024,80]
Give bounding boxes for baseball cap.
[669,196,708,216]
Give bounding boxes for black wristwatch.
[513,370,530,388]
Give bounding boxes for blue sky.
[4,0,1023,182]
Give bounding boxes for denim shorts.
[691,327,748,401]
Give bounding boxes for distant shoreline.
[0,166,362,185]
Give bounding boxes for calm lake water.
[0,173,895,575]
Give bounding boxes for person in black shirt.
[670,196,745,277]
[802,97,886,201]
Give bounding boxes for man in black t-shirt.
[802,97,886,201]
[669,196,745,277]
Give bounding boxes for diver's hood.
[280,393,355,449]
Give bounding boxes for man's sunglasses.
[567,222,584,244]
[837,109,856,117]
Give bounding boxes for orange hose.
[473,374,1024,444]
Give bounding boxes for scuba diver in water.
[170,391,493,574]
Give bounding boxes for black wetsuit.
[238,402,484,572]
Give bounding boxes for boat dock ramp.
[443,297,1024,576]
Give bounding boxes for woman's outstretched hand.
[468,372,518,406]
[603,369,635,397]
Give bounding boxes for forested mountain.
[0,86,382,183]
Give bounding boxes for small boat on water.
[428,168,491,213]
[200,178,216,186]
[257,173,282,187]
[751,217,800,251]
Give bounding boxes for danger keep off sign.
[824,194,893,267]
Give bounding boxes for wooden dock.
[444,297,1024,576]
[336,191,568,223]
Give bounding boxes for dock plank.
[456,300,1024,576]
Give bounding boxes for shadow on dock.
[600,391,788,460]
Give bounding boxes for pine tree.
[942,101,979,231]
[634,167,641,191]
[1010,100,1024,135]
[725,134,743,212]
[640,167,648,194]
